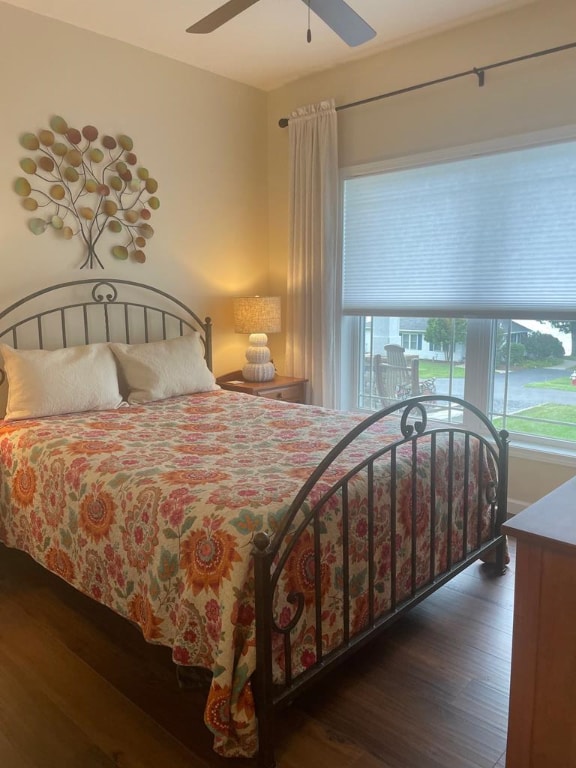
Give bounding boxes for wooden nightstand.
[217,371,308,404]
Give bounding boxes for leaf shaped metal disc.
[39,129,55,146]
[66,149,82,167]
[28,218,47,235]
[15,177,31,196]
[38,156,55,172]
[50,115,69,134]
[112,245,129,260]
[124,210,139,224]
[66,128,82,145]
[82,125,98,141]
[145,178,158,193]
[20,133,39,151]
[50,184,65,200]
[20,158,37,174]
[64,166,79,182]
[118,135,133,151]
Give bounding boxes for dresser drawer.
[259,383,305,403]
[216,373,308,404]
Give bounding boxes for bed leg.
[494,537,508,575]
[252,531,277,768]
[256,715,277,768]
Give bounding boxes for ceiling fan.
[186,0,376,47]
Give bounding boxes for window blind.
[342,140,576,319]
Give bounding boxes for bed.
[0,279,509,768]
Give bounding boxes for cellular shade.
[342,140,576,319]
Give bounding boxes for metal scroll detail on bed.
[0,280,509,768]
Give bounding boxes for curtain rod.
[278,41,576,128]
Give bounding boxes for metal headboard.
[0,279,213,383]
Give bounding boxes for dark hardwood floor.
[0,542,514,768]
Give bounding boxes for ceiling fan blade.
[187,0,261,34]
[302,0,376,47]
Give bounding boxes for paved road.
[434,366,576,414]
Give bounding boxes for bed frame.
[0,278,212,376]
[0,279,509,768]
[252,395,508,767]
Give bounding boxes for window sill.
[508,440,576,468]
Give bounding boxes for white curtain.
[286,100,339,408]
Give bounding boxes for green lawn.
[418,361,465,379]
[526,376,576,392]
[494,404,576,440]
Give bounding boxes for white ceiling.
[3,0,535,91]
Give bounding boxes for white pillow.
[0,343,124,421]
[110,334,218,404]
[0,367,7,420]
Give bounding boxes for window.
[340,130,576,452]
[400,332,422,351]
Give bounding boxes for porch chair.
[373,344,420,404]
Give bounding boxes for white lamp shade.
[233,296,281,382]
[233,296,281,335]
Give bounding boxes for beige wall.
[266,0,576,506]
[0,2,269,375]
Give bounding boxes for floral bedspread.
[0,391,495,757]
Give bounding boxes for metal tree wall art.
[14,116,160,268]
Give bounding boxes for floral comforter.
[0,391,495,757]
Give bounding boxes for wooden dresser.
[503,477,576,768]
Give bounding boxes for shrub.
[525,332,565,360]
[509,343,526,366]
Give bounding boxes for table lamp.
[233,296,281,382]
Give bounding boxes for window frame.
[338,124,576,461]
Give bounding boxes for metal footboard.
[252,395,509,768]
